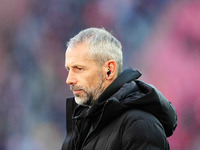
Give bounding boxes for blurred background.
[0,0,200,150]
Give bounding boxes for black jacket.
[62,68,177,150]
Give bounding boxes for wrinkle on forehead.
[65,43,97,70]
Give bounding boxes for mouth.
[70,85,85,95]
[73,89,83,95]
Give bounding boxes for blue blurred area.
[0,0,200,150]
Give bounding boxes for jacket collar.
[97,68,141,103]
[72,68,141,119]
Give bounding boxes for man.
[62,28,177,150]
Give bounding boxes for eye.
[74,66,84,72]
[77,67,82,70]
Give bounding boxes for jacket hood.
[71,68,177,137]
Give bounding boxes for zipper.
[80,100,112,150]
[74,119,79,150]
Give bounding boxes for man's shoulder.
[120,109,166,138]
[120,109,161,125]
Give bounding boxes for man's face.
[65,43,106,106]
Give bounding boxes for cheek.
[78,75,96,89]
[87,78,97,88]
[79,70,104,89]
[84,76,99,89]
[90,74,104,87]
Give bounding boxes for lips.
[70,85,85,95]
[73,90,83,94]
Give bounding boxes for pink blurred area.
[140,1,200,149]
[0,0,200,150]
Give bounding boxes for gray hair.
[66,28,123,74]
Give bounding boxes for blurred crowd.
[0,0,200,150]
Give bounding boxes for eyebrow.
[65,64,85,70]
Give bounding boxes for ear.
[104,60,117,80]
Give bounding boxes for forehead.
[66,43,88,58]
[65,43,94,67]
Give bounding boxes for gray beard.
[74,77,105,107]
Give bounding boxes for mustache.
[70,85,86,91]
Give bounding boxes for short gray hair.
[66,28,123,74]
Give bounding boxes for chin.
[75,97,91,106]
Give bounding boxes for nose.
[66,71,77,85]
